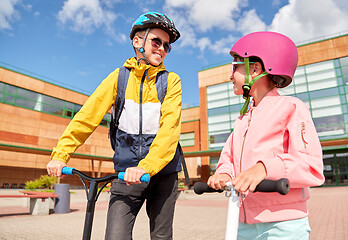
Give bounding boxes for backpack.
[108,67,190,184]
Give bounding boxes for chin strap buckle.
[242,85,251,99]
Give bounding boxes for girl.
[208,31,324,239]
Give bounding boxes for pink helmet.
[230,31,298,88]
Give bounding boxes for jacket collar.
[251,87,279,109]
[123,57,166,80]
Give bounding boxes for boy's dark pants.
[105,173,178,240]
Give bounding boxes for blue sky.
[1,0,348,108]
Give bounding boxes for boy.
[47,12,182,240]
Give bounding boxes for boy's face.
[133,28,170,66]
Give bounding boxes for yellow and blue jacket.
[51,57,182,176]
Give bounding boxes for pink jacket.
[215,88,324,224]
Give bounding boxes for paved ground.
[0,186,347,240]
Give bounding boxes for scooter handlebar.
[61,167,150,183]
[194,178,289,195]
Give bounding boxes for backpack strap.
[155,70,168,103]
[109,67,130,150]
[113,67,130,127]
[156,71,190,185]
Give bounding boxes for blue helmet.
[130,12,180,43]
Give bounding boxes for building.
[0,64,115,187]
[1,33,348,188]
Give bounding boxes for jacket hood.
[123,57,167,80]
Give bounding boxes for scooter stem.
[224,182,240,240]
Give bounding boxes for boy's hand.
[47,160,67,177]
[232,162,267,193]
[124,167,146,185]
[207,173,232,190]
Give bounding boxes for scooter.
[194,178,289,240]
[61,167,150,240]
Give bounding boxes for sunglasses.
[231,61,255,74]
[138,36,172,53]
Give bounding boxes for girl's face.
[134,28,170,66]
[230,57,251,95]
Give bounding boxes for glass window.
[209,156,220,174]
[41,103,64,116]
[209,132,230,144]
[310,96,340,109]
[17,88,38,101]
[340,56,348,66]
[309,87,339,99]
[0,82,109,127]
[208,106,230,116]
[208,114,230,124]
[294,66,305,76]
[293,75,306,84]
[207,91,229,101]
[307,79,337,91]
[313,115,345,134]
[4,84,16,95]
[4,94,15,104]
[312,106,342,118]
[295,84,308,93]
[100,113,111,127]
[180,132,195,147]
[306,70,336,83]
[207,82,228,94]
[296,92,310,101]
[208,122,231,132]
[16,97,36,110]
[42,95,65,108]
[305,61,334,74]
[208,99,229,109]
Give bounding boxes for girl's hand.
[232,162,267,193]
[207,173,232,190]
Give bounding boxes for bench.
[0,192,58,215]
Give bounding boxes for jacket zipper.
[239,109,253,223]
[301,122,307,149]
[138,69,147,160]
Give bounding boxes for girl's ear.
[252,62,263,76]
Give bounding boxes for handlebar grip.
[194,178,290,195]
[254,178,289,195]
[118,172,150,183]
[194,182,223,195]
[62,167,75,175]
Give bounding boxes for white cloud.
[57,0,125,42]
[164,0,246,56]
[268,0,348,43]
[236,9,267,36]
[165,0,241,33]
[0,0,20,30]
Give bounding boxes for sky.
[1,0,348,108]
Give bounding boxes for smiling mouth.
[154,52,162,58]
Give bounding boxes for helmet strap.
[240,57,269,115]
[136,28,150,65]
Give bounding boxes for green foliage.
[25,175,58,190]
[178,177,188,190]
